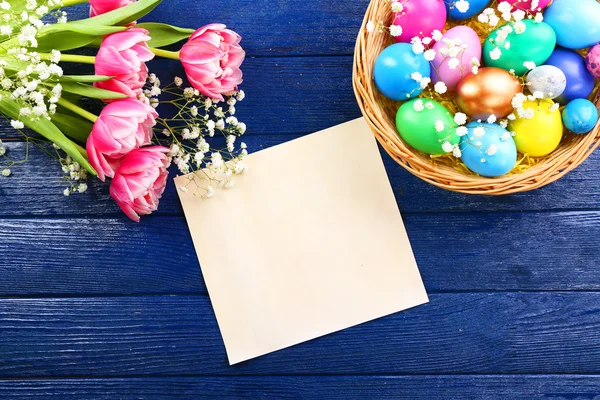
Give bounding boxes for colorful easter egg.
[483,20,556,75]
[431,26,482,91]
[393,0,446,43]
[446,0,491,21]
[506,0,552,12]
[374,43,430,101]
[585,44,600,79]
[526,65,567,99]
[544,0,600,49]
[544,47,595,105]
[510,99,563,157]
[395,99,458,155]
[456,67,522,120]
[459,122,517,177]
[562,99,599,134]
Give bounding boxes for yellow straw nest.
[353,0,600,195]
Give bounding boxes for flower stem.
[150,47,181,60]
[39,53,96,64]
[58,0,89,7]
[57,98,98,123]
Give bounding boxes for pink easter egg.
[586,44,600,79]
[506,0,552,12]
[393,0,447,43]
[431,26,482,91]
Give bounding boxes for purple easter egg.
[586,44,600,79]
[431,26,482,91]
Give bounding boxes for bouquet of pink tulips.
[0,0,248,221]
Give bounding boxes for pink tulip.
[87,99,158,182]
[180,23,245,101]
[94,28,154,100]
[90,0,135,17]
[110,146,170,222]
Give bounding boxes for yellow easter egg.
[510,99,563,157]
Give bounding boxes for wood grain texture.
[0,212,600,296]
[1,293,600,377]
[1,376,599,399]
[3,137,600,217]
[63,1,368,57]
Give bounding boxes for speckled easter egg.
[374,43,430,101]
[459,122,517,177]
[586,44,600,79]
[431,26,482,91]
[393,0,446,43]
[526,65,567,99]
[562,99,599,134]
[510,99,563,157]
[506,0,552,12]
[483,20,556,75]
[396,99,459,155]
[544,47,595,105]
[446,0,491,21]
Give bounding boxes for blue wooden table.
[1,1,600,398]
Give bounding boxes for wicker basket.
[353,0,600,195]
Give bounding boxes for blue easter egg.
[446,0,491,20]
[460,122,517,177]
[544,0,600,49]
[562,99,599,134]
[544,47,595,105]
[374,43,430,101]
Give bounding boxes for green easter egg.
[483,20,556,75]
[395,99,458,155]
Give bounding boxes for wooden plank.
[1,293,600,376]
[1,211,600,296]
[64,2,368,57]
[3,138,600,217]
[1,376,600,399]
[0,56,361,140]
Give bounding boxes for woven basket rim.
[352,0,600,195]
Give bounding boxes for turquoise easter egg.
[396,99,459,155]
[446,0,491,21]
[460,122,517,177]
[374,43,430,101]
[562,99,599,134]
[544,0,600,49]
[483,20,556,75]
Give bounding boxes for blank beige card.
[175,118,429,364]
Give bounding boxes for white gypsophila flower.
[473,126,486,138]
[523,61,536,71]
[413,99,424,112]
[435,120,445,132]
[432,30,443,41]
[549,103,560,112]
[486,144,498,156]
[489,47,502,60]
[389,25,402,37]
[514,21,526,34]
[424,49,436,61]
[236,90,245,101]
[442,141,453,153]
[391,1,403,13]
[454,0,469,13]
[487,114,497,124]
[425,101,434,110]
[453,147,462,158]
[411,37,424,54]
[366,21,375,33]
[10,120,24,129]
[420,77,431,89]
[434,81,447,94]
[174,76,183,86]
[497,1,511,14]
[534,12,543,23]
[501,131,511,141]
[511,93,527,109]
[447,57,460,70]
[1,168,9,176]
[456,126,468,137]
[411,72,423,82]
[454,112,467,125]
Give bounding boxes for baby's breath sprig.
[143,75,248,198]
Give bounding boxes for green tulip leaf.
[136,23,194,47]
[51,113,94,143]
[61,82,127,100]
[0,96,96,175]
[78,0,163,26]
[34,24,127,52]
[61,75,114,83]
